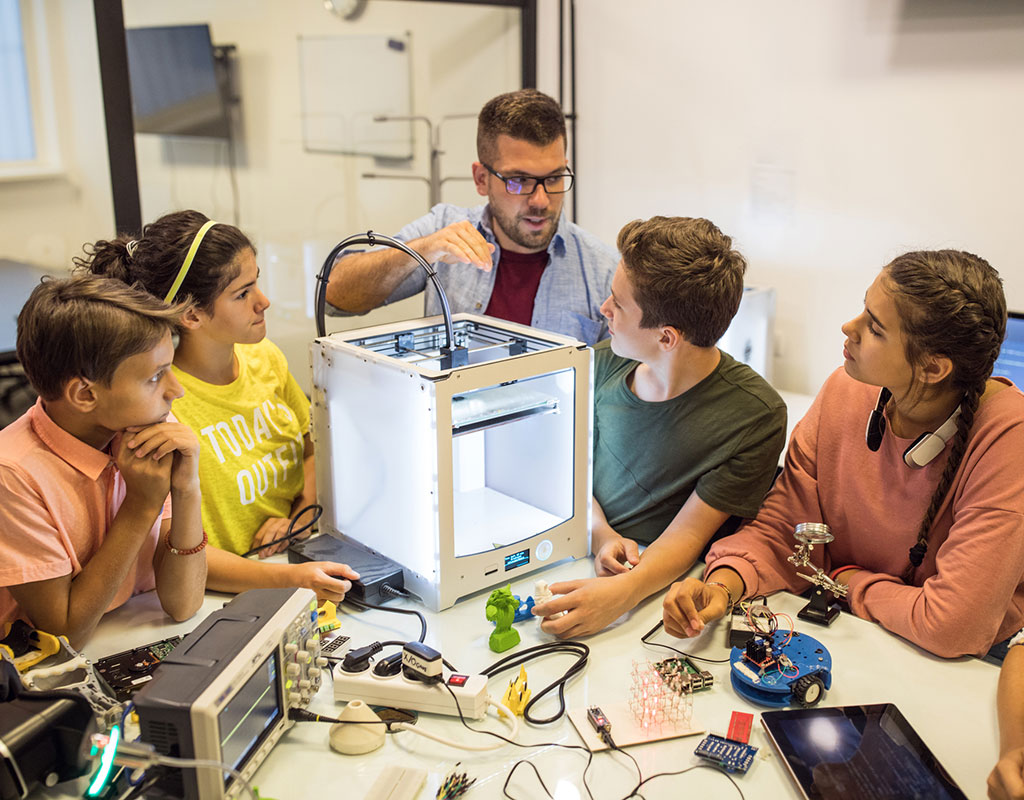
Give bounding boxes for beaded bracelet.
[828,564,862,582]
[166,529,208,556]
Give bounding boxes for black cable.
[441,682,595,800]
[241,504,322,557]
[640,620,731,664]
[343,596,427,643]
[481,641,589,724]
[314,232,455,355]
[621,762,746,800]
[503,759,555,800]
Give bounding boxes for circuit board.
[94,636,181,702]
[694,733,758,774]
[654,656,714,692]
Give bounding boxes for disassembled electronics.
[787,522,848,626]
[312,312,592,611]
[94,636,181,702]
[15,634,121,728]
[132,588,326,800]
[694,733,758,774]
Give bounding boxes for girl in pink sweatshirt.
[663,250,1024,658]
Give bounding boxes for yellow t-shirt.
[171,339,310,555]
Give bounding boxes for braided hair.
[73,210,253,312]
[884,251,1006,583]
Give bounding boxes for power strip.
[333,664,489,719]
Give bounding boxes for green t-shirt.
[593,340,786,545]
[171,339,310,555]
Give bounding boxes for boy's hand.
[532,575,635,638]
[594,534,640,577]
[251,517,294,558]
[662,577,729,639]
[289,561,361,603]
[125,422,200,493]
[113,432,172,509]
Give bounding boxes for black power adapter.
[288,534,405,605]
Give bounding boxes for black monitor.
[995,311,1024,388]
[124,24,230,139]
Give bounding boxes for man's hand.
[114,431,172,510]
[413,221,495,271]
[662,577,730,639]
[990,747,1024,800]
[531,574,636,638]
[124,422,200,494]
[251,516,294,558]
[289,561,360,604]
[594,534,640,577]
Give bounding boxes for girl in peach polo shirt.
[663,250,1024,659]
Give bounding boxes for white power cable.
[390,695,518,751]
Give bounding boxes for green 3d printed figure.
[486,585,521,653]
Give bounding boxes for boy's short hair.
[617,216,747,347]
[17,275,185,400]
[477,89,567,164]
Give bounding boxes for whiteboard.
[298,34,413,159]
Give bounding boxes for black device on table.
[760,703,967,800]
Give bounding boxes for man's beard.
[490,205,558,251]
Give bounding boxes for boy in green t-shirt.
[531,216,786,637]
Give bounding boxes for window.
[0,0,58,178]
[0,0,34,161]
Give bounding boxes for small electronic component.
[321,635,351,657]
[317,600,341,634]
[587,705,614,745]
[402,642,443,682]
[694,733,758,774]
[501,665,531,716]
[654,656,714,692]
[94,636,182,702]
[436,762,475,799]
[727,710,754,744]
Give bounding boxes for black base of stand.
[797,586,841,626]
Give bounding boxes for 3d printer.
[311,234,592,611]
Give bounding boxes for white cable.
[147,753,259,800]
[390,695,518,751]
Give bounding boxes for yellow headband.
[164,220,218,303]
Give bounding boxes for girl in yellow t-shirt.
[77,210,357,602]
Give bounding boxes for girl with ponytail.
[76,211,358,603]
[662,250,1024,659]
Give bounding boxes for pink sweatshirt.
[706,368,1024,658]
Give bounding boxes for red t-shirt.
[484,249,550,325]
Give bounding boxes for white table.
[48,554,998,800]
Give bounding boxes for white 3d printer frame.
[312,313,592,610]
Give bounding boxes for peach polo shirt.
[0,399,167,625]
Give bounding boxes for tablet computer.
[761,703,967,800]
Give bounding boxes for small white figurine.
[533,580,564,620]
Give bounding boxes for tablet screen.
[760,704,967,800]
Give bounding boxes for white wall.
[6,1,1024,396]
[575,1,1024,394]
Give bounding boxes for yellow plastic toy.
[317,600,341,634]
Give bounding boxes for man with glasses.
[325,89,616,344]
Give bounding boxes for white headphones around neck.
[865,388,961,469]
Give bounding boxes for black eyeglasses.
[482,163,575,195]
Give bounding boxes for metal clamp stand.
[787,522,847,626]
